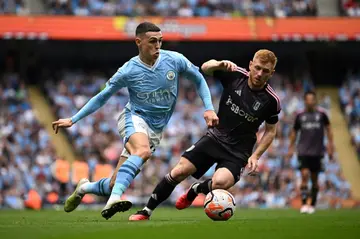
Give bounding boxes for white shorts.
[117,108,162,158]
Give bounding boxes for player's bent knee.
[212,178,233,190]
[132,147,152,161]
[170,165,192,182]
[170,158,196,182]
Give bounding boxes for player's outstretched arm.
[248,123,277,174]
[52,82,121,134]
[184,64,219,127]
[201,60,237,76]
[286,129,297,160]
[325,124,334,159]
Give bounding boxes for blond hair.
[253,49,277,68]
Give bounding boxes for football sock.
[300,185,308,205]
[107,155,144,205]
[79,178,111,196]
[187,179,212,201]
[310,187,319,206]
[145,173,179,213]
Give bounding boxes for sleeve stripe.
[235,66,249,76]
[266,85,281,112]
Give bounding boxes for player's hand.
[285,146,295,161]
[247,155,259,175]
[52,118,73,134]
[327,143,334,159]
[219,60,237,72]
[204,110,219,127]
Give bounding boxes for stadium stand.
[2,0,319,17]
[339,71,360,159]
[0,56,57,209]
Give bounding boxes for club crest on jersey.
[166,70,176,81]
[315,113,320,121]
[253,101,261,111]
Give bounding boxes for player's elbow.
[201,60,216,75]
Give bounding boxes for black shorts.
[298,156,323,173]
[181,135,247,183]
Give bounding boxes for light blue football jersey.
[71,49,214,132]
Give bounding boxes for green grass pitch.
[0,208,359,239]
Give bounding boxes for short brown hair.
[136,22,161,36]
[253,49,277,68]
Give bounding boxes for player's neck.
[247,78,266,91]
[306,107,316,112]
[139,54,156,67]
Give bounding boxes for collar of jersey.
[137,54,162,71]
[246,79,268,92]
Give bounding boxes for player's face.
[249,57,275,88]
[136,31,163,62]
[305,94,317,110]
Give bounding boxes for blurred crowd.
[43,0,318,17]
[0,61,353,209]
[339,70,360,159]
[0,63,56,209]
[341,0,360,17]
[3,0,360,18]
[1,0,322,17]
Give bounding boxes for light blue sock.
[80,178,111,196]
[111,155,144,197]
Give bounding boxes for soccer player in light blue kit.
[52,22,219,220]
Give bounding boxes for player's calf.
[129,173,180,220]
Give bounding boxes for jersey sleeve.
[176,53,214,111]
[265,93,281,124]
[175,52,200,73]
[213,70,237,89]
[293,114,301,131]
[322,111,330,126]
[70,63,128,123]
[107,62,129,89]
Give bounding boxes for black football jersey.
[293,108,330,157]
[207,67,281,159]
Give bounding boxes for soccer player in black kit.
[287,91,334,214]
[129,49,281,220]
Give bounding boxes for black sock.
[187,179,212,201]
[146,174,179,211]
[310,187,319,206]
[300,186,308,205]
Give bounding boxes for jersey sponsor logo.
[302,122,321,129]
[235,90,242,96]
[166,70,176,81]
[253,101,261,111]
[226,95,258,122]
[137,86,176,104]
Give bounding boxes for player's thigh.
[308,156,323,174]
[298,156,311,178]
[181,136,218,180]
[117,108,152,160]
[170,157,197,182]
[215,156,247,188]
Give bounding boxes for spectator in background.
[40,0,320,17]
[342,0,360,17]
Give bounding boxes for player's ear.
[135,37,141,47]
[270,69,275,77]
[249,61,253,69]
